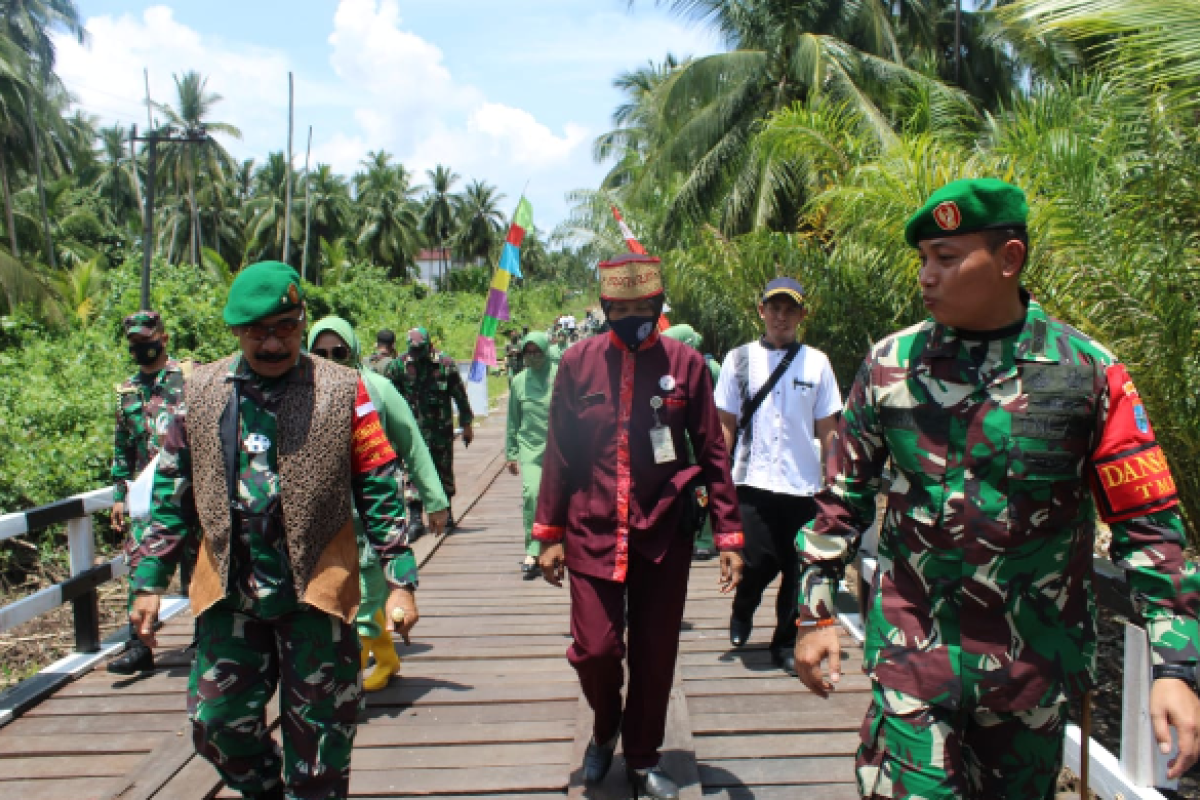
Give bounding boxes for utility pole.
[283,72,294,263]
[301,125,313,283]
[131,126,210,310]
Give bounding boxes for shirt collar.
[606,329,661,353]
[926,289,1059,363]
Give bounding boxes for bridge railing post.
[66,515,101,653]
[1120,622,1178,790]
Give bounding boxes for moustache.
[254,352,291,363]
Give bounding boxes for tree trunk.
[188,170,198,265]
[24,97,56,269]
[0,144,19,257]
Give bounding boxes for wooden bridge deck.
[0,411,867,799]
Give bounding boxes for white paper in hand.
[128,453,160,521]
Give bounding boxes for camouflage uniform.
[505,340,525,383]
[112,357,196,618]
[796,294,1199,799]
[386,349,473,498]
[365,350,394,376]
[132,357,417,800]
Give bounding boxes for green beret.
[905,178,1028,247]
[223,261,304,326]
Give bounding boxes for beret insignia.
[933,201,962,232]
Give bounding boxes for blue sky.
[55,1,724,233]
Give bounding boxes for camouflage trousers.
[428,441,456,498]
[857,681,1066,800]
[189,600,361,800]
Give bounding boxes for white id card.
[650,424,677,464]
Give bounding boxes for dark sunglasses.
[311,345,351,362]
[238,312,306,341]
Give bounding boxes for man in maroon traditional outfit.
[534,254,745,799]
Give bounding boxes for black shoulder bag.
[733,342,801,462]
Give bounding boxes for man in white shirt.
[714,277,842,675]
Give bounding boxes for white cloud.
[52,1,722,228]
[53,6,294,161]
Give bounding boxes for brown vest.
[185,354,361,622]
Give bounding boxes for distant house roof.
[416,248,452,261]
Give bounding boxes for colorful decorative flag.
[469,198,532,382]
[611,205,647,255]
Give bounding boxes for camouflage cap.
[123,310,162,338]
[905,178,1028,247]
[223,261,304,326]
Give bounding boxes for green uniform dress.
[131,356,417,800]
[385,348,474,498]
[504,332,556,558]
[309,317,448,639]
[548,339,569,366]
[796,295,1200,799]
[111,359,191,606]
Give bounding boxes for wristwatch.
[1152,663,1199,692]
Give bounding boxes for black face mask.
[608,315,658,351]
[129,340,162,366]
[409,344,430,358]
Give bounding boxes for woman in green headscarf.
[505,332,557,578]
[308,316,449,691]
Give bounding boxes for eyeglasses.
[238,311,306,341]
[311,345,351,362]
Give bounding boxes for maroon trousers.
[567,533,693,770]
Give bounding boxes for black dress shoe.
[627,764,680,799]
[407,519,426,542]
[521,560,539,580]
[107,640,155,675]
[582,730,619,784]
[729,614,752,648]
[771,647,798,677]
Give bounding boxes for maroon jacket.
[533,330,743,582]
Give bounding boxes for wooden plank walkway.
[0,405,869,799]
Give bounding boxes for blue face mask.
[609,315,658,351]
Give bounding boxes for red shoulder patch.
[351,380,396,473]
[1091,364,1178,521]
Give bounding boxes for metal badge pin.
[243,433,271,454]
[650,396,663,410]
[659,375,676,392]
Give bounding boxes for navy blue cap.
[762,277,804,305]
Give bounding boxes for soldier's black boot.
[107,639,154,675]
[445,504,456,532]
[245,783,284,800]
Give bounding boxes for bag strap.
[220,376,246,519]
[737,342,801,443]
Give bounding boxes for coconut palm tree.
[302,164,352,283]
[0,0,85,76]
[92,124,141,227]
[356,186,422,279]
[1004,0,1200,99]
[454,179,505,265]
[155,70,242,264]
[617,0,968,237]
[244,152,302,264]
[420,164,460,284]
